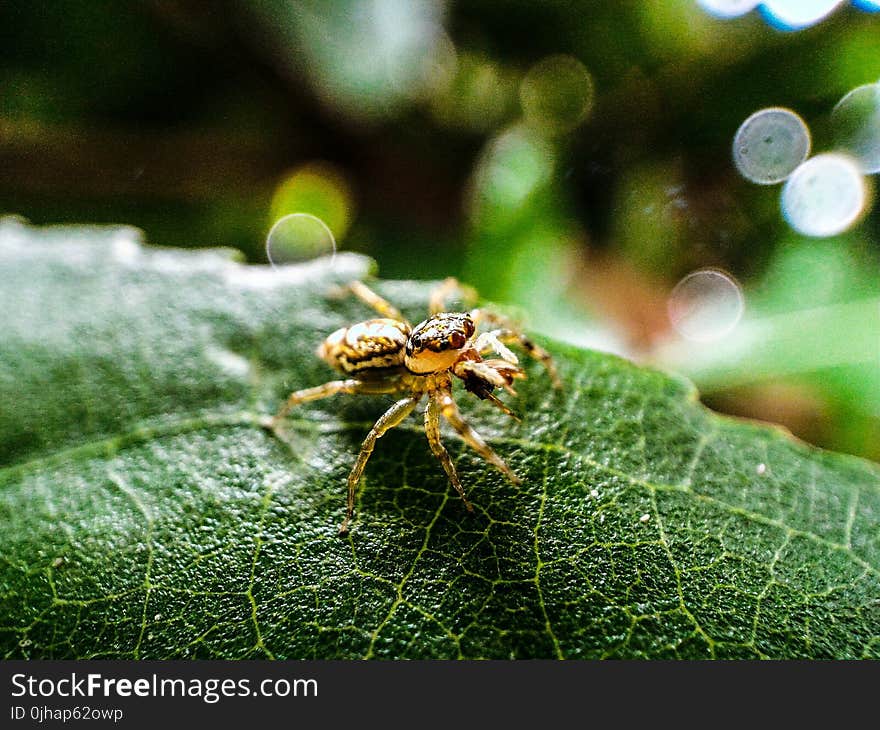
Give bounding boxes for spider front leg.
[471,309,561,388]
[271,378,403,428]
[435,390,522,486]
[341,394,421,534]
[472,330,519,365]
[424,395,473,512]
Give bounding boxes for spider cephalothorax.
[404,312,475,373]
[272,278,560,533]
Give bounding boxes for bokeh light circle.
[269,162,354,243]
[733,107,811,184]
[696,0,760,18]
[668,269,745,343]
[266,213,337,268]
[781,153,868,237]
[468,125,555,222]
[759,0,845,30]
[831,83,880,174]
[519,55,594,134]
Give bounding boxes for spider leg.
[429,276,477,314]
[272,378,403,427]
[452,360,522,420]
[436,389,522,485]
[345,280,408,324]
[479,391,521,422]
[473,330,518,364]
[454,358,522,394]
[424,394,473,511]
[340,394,421,534]
[470,308,561,388]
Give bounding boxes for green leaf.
[1,219,878,659]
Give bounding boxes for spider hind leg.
[344,280,407,323]
[429,276,477,315]
[271,377,403,428]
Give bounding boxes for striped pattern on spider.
[271,277,561,534]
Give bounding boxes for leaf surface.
[1,220,878,659]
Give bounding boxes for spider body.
[405,312,476,374]
[318,318,410,373]
[272,278,560,534]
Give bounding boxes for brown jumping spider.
[271,278,560,534]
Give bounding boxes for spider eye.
[450,331,466,348]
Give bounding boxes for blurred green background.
[2,0,879,460]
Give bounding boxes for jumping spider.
[271,278,560,534]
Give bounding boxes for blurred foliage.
[1,0,879,459]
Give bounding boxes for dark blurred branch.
[0,117,282,202]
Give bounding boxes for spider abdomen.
[318,318,410,373]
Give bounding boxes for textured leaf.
[1,219,878,659]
